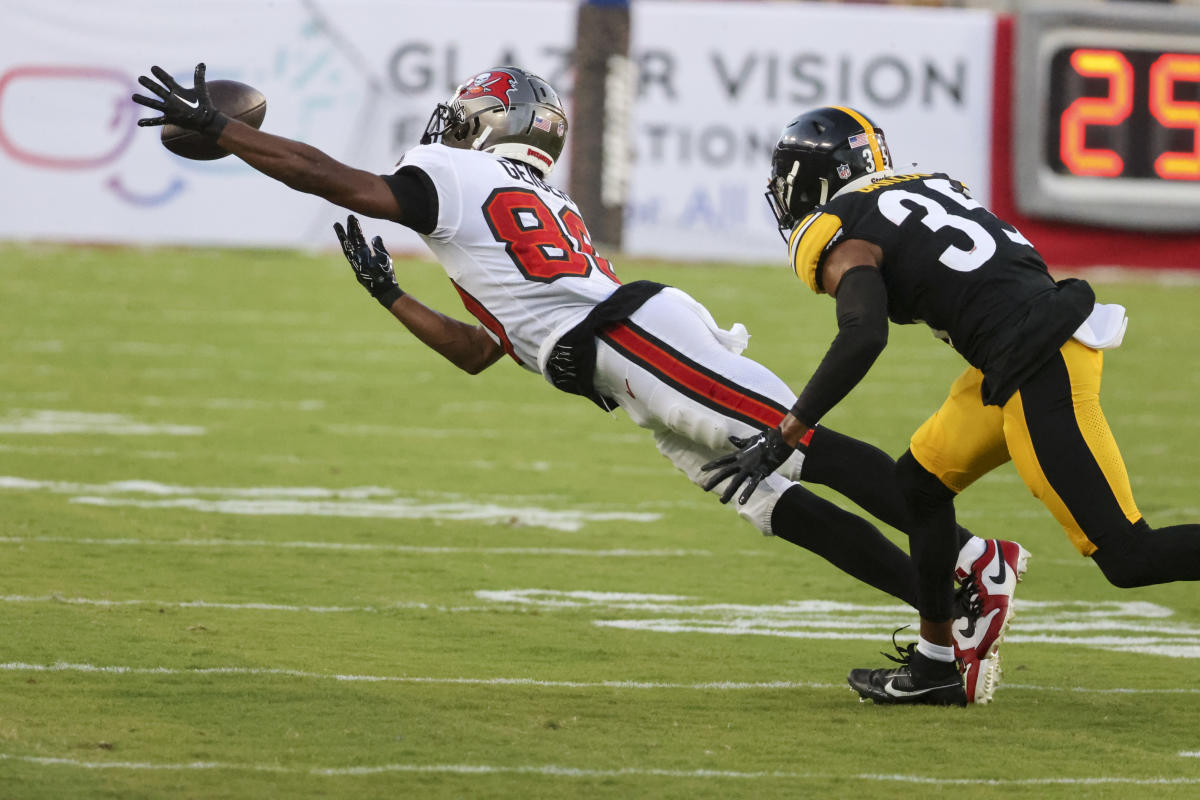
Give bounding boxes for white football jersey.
[397,144,621,374]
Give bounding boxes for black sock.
[896,451,959,622]
[804,426,973,549]
[770,485,918,607]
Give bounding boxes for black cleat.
[848,635,967,707]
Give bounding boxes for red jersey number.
[560,207,619,283]
[482,188,618,283]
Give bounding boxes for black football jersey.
[788,173,1094,404]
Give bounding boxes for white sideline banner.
[0,0,578,253]
[0,0,994,263]
[629,1,996,262]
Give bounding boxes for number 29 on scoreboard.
[1050,47,1200,181]
[1015,5,1200,230]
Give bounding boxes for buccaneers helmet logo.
[457,70,519,112]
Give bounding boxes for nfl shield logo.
[837,163,852,180]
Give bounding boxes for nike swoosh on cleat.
[953,608,1000,649]
[882,678,961,698]
[988,542,1008,586]
[956,610,979,639]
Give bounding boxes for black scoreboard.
[1015,5,1200,230]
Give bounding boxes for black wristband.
[376,286,405,309]
[202,111,230,138]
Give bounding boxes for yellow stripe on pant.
[910,340,1141,557]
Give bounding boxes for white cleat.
[952,539,1030,704]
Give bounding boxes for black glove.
[701,427,798,505]
[132,63,229,137]
[334,215,405,308]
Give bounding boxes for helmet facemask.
[765,152,838,241]
[420,102,466,146]
[766,158,830,241]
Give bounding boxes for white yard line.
[0,595,485,613]
[0,476,662,532]
[1,662,1196,695]
[0,535,704,557]
[0,753,1197,784]
[0,476,396,499]
[7,585,1199,660]
[0,410,204,436]
[66,496,660,531]
[7,589,1200,658]
[0,663,836,689]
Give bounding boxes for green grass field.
[2,242,1200,799]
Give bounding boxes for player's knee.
[1093,548,1148,588]
[664,405,732,452]
[1091,521,1156,588]
[654,430,783,535]
[731,481,784,535]
[702,471,785,535]
[895,449,956,516]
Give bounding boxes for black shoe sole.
[847,674,967,707]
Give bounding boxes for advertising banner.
[0,0,578,252]
[0,0,995,263]
[628,1,996,262]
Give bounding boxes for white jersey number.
[876,178,1031,272]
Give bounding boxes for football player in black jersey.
[705,106,1200,706]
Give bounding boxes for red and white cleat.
[952,539,1030,704]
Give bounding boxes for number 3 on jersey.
[877,178,1033,272]
[483,188,619,283]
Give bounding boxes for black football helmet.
[766,106,894,239]
[421,66,568,176]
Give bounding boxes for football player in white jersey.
[133,63,1023,704]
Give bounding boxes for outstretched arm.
[335,216,503,375]
[701,238,888,504]
[217,122,403,221]
[779,237,889,443]
[133,63,405,223]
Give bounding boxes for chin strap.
[471,125,493,150]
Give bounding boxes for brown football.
[160,79,266,160]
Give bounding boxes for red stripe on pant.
[602,322,787,429]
